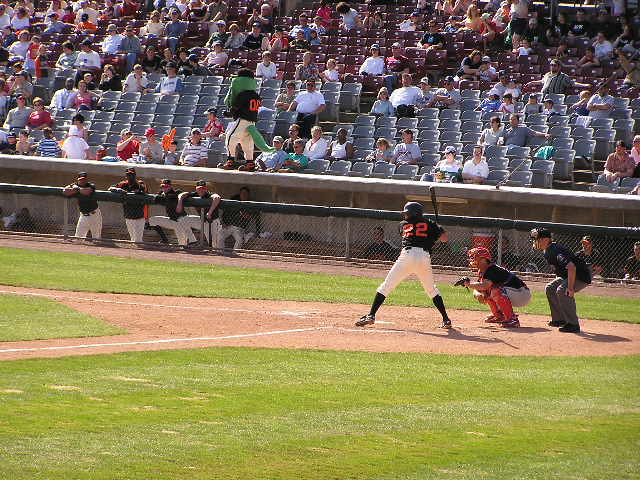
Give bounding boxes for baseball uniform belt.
[403,246,427,251]
[82,210,98,216]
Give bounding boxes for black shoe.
[355,314,375,327]
[559,323,580,333]
[548,320,564,327]
[439,319,452,329]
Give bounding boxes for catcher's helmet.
[402,202,423,217]
[468,247,492,261]
[530,228,552,240]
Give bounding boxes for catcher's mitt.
[453,276,470,287]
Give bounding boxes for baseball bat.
[429,186,439,223]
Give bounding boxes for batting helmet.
[530,228,552,240]
[402,202,423,217]
[468,247,492,262]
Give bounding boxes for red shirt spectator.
[27,107,53,129]
[117,129,141,160]
[385,44,411,73]
[122,0,140,18]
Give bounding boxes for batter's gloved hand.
[453,276,470,287]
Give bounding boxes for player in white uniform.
[356,202,453,329]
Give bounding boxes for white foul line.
[0,327,332,354]
[0,289,319,318]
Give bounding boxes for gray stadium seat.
[505,145,530,158]
[419,141,441,153]
[505,170,533,187]
[396,117,419,129]
[326,160,351,176]
[418,117,440,129]
[461,121,482,133]
[353,126,375,138]
[418,130,440,142]
[348,162,374,177]
[461,110,481,122]
[508,158,531,172]
[531,160,555,188]
[459,99,480,111]
[355,115,376,127]
[416,108,439,119]
[546,115,569,126]
[375,116,397,128]
[439,109,461,121]
[439,130,462,143]
[303,159,330,174]
[439,119,461,131]
[374,127,397,139]
[488,157,509,170]
[549,126,571,137]
[590,118,614,129]
[155,104,178,115]
[391,164,419,180]
[340,83,362,113]
[175,104,198,116]
[484,145,507,159]
[551,137,574,150]
[370,162,396,178]
[484,169,509,186]
[353,137,375,150]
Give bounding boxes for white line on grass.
[0,327,332,354]
[0,289,320,318]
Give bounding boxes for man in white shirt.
[434,76,462,109]
[75,1,98,24]
[392,129,421,165]
[155,62,183,95]
[417,77,435,108]
[592,31,613,60]
[101,24,124,55]
[462,145,490,184]
[587,83,615,119]
[50,78,78,110]
[74,39,102,80]
[389,73,422,109]
[0,5,10,29]
[288,79,325,138]
[358,44,384,76]
[255,51,277,79]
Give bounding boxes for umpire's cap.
[530,228,552,239]
[402,202,423,217]
[125,167,136,174]
[77,171,88,179]
[160,179,171,186]
[195,179,207,187]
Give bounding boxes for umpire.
[531,228,591,333]
[62,171,101,239]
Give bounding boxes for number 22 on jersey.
[403,222,428,237]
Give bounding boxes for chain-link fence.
[1,183,640,282]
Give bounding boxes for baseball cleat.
[355,314,375,327]
[558,323,580,333]
[484,314,505,323]
[548,320,564,327]
[501,317,520,328]
[439,319,452,329]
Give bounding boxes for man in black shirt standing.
[219,186,258,251]
[531,228,592,333]
[575,235,604,277]
[623,241,640,281]
[362,226,398,261]
[63,171,102,239]
[176,180,222,247]
[149,179,196,247]
[356,202,453,329]
[109,167,148,243]
[461,247,531,328]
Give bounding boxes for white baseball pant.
[225,118,255,161]
[148,215,197,246]
[75,208,102,239]
[218,225,244,250]
[503,286,532,307]
[125,217,146,243]
[181,215,220,247]
[377,247,440,298]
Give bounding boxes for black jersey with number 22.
[399,215,443,252]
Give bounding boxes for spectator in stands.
[123,64,150,93]
[462,144,490,184]
[479,92,502,113]
[99,64,122,92]
[256,51,277,79]
[363,226,398,261]
[11,8,30,30]
[206,20,228,48]
[185,0,207,22]
[3,94,31,131]
[577,47,600,70]
[8,70,32,100]
[478,56,498,82]
[180,128,208,167]
[163,140,179,165]
[36,127,61,157]
[121,0,140,19]
[120,24,143,73]
[26,97,52,130]
[326,128,353,161]
[288,78,325,139]
[433,76,461,109]
[139,128,163,164]
[457,49,483,80]
[509,0,528,37]
[399,11,421,32]
[275,81,297,111]
[616,49,640,90]
[419,20,444,51]
[365,138,393,163]
[316,0,332,28]
[250,4,274,34]
[283,124,303,153]
[81,72,97,90]
[304,125,328,160]
[592,8,618,40]
[71,113,88,141]
[567,90,591,116]
[15,129,33,155]
[593,31,613,60]
[433,145,462,182]
[417,78,435,108]
[0,131,16,153]
[513,37,532,57]
[280,138,309,173]
[289,13,312,40]
[43,12,67,34]
[294,51,319,82]
[569,9,591,38]
[76,13,97,33]
[501,114,550,146]
[225,22,245,50]
[243,22,269,51]
[359,44,384,76]
[142,10,165,38]
[587,83,615,119]
[73,80,100,111]
[8,29,29,61]
[156,62,183,95]
[603,141,635,184]
[310,29,322,45]
[436,0,465,16]
[525,59,589,95]
[321,59,339,83]
[384,43,411,92]
[74,39,101,81]
[141,46,162,73]
[75,1,98,24]
[392,129,420,165]
[55,42,77,69]
[187,54,209,76]
[575,235,604,277]
[117,129,140,161]
[623,241,640,280]
[631,135,640,178]
[202,108,224,143]
[269,26,289,53]
[389,73,421,117]
[363,11,384,30]
[166,8,187,53]
[370,87,394,117]
[542,99,557,116]
[61,125,89,160]
[205,42,228,67]
[256,136,288,172]
[498,93,515,114]
[60,5,75,24]
[613,25,637,56]
[490,71,510,97]
[205,0,227,24]
[0,5,9,29]
[337,2,361,31]
[102,24,124,55]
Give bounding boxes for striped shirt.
[37,138,62,157]
[181,142,208,166]
[541,72,574,95]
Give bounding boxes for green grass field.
[0,293,125,342]
[0,247,638,323]
[0,348,638,480]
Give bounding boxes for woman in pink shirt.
[73,80,100,111]
[631,135,640,177]
[26,96,53,129]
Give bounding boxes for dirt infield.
[1,285,639,360]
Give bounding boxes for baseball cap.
[371,43,380,49]
[392,42,401,48]
[273,136,284,143]
[195,180,207,187]
[165,61,177,69]
[188,53,199,61]
[81,38,92,46]
[125,167,136,174]
[581,235,592,242]
[160,179,172,186]
[121,128,131,135]
[444,145,457,154]
[80,13,89,20]
[550,59,561,65]
[77,171,88,179]
[47,12,57,17]
[481,13,491,19]
[252,22,262,27]
[468,247,492,261]
[481,55,491,62]
[597,82,610,90]
[68,125,80,136]
[216,19,226,25]
[107,24,117,31]
[444,76,454,83]
[419,77,430,85]
[205,107,218,114]
[530,228,552,239]
[145,128,156,136]
[410,11,420,16]
[498,70,507,77]
[213,41,224,47]
[191,128,202,134]
[7,132,15,139]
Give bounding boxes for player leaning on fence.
[108,167,148,243]
[357,202,453,329]
[63,171,102,239]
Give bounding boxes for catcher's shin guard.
[489,287,514,320]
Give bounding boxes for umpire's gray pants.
[545,277,589,326]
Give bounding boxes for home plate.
[279,311,320,318]
[376,321,394,325]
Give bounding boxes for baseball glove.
[453,276,470,287]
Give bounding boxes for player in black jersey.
[148,179,196,247]
[356,202,453,329]
[63,171,102,239]
[109,167,148,243]
[462,247,531,327]
[531,228,592,333]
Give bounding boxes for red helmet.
[468,247,492,262]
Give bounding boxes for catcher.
[455,247,531,328]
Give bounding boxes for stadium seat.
[484,169,509,186]
[355,115,376,127]
[354,137,375,150]
[326,160,352,176]
[370,162,396,178]
[353,126,375,138]
[488,158,509,171]
[375,116,398,128]
[303,159,330,174]
[531,160,555,188]
[484,145,508,159]
[348,162,374,177]
[391,164,419,180]
[508,158,532,172]
[504,170,533,188]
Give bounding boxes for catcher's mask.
[467,247,492,268]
